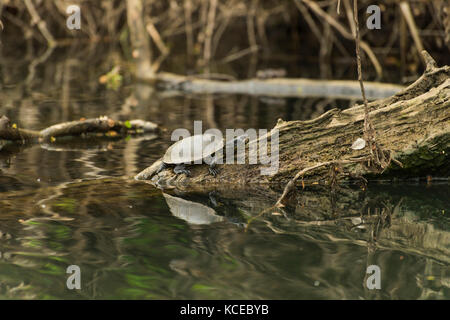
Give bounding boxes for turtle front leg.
[174,164,191,177]
[156,162,167,174]
[208,159,220,177]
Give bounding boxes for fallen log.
[0,116,158,144]
[136,51,449,189]
[150,72,404,100]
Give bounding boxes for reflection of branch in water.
[75,150,109,180]
[40,143,109,153]
[122,135,158,177]
[247,191,403,253]
[35,181,76,222]
[369,204,392,243]
[84,269,101,299]
[26,46,54,84]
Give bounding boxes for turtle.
[156,133,247,177]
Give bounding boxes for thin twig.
[275,157,370,207]
[24,0,56,48]
[184,0,194,56]
[302,0,382,78]
[353,0,392,171]
[399,1,425,65]
[203,0,218,73]
[353,0,373,148]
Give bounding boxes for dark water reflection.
[0,177,448,299]
[0,51,449,300]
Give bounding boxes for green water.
[0,172,448,299]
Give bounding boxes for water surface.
[0,50,448,300]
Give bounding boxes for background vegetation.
[1,0,449,82]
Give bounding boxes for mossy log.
[136,51,449,188]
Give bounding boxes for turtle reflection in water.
[163,193,224,225]
[156,133,248,177]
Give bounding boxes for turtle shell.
[162,134,224,164]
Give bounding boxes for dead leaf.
[351,137,366,150]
